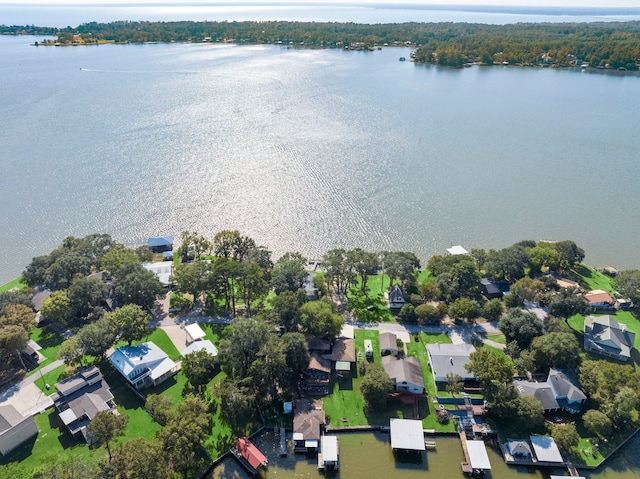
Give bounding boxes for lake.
[1,35,639,285]
[209,430,640,479]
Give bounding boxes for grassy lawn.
[487,333,506,344]
[26,326,65,376]
[355,329,381,363]
[569,264,617,295]
[0,277,27,292]
[33,364,68,395]
[406,332,456,432]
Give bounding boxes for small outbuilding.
[507,439,533,458]
[0,405,38,456]
[379,332,398,356]
[181,339,218,361]
[185,323,206,343]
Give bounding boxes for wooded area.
[2,20,639,69]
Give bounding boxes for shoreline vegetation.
[2,20,640,70]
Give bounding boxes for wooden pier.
[279,427,287,457]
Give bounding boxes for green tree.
[527,243,560,273]
[510,277,546,305]
[418,281,441,301]
[360,362,394,410]
[105,304,152,345]
[616,269,640,304]
[583,409,613,439]
[106,438,171,479]
[271,252,307,293]
[530,332,581,371]
[57,337,83,365]
[67,275,108,318]
[482,298,504,321]
[219,317,270,378]
[466,348,515,404]
[87,410,128,462]
[513,395,544,429]
[0,304,36,332]
[76,317,117,358]
[448,298,480,322]
[415,303,443,324]
[272,289,308,332]
[382,251,421,291]
[550,423,580,455]
[445,373,463,396]
[217,378,256,436]
[498,308,543,348]
[603,387,639,426]
[548,288,589,318]
[177,230,211,262]
[281,332,310,376]
[299,301,344,341]
[322,248,350,294]
[114,263,164,309]
[398,303,417,323]
[40,290,75,324]
[552,240,585,271]
[345,248,379,292]
[158,395,211,475]
[100,247,141,277]
[182,348,217,389]
[145,394,174,426]
[485,244,528,282]
[0,325,28,362]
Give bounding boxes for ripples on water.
[1,38,640,284]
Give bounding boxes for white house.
[109,342,179,389]
[142,261,173,286]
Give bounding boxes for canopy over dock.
[390,418,425,452]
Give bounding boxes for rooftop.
[390,418,425,451]
[530,436,564,463]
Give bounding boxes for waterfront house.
[426,343,476,383]
[382,356,425,394]
[479,278,503,300]
[386,284,406,310]
[147,235,173,253]
[546,368,586,413]
[303,354,331,395]
[584,290,614,311]
[322,338,355,376]
[142,261,173,286]
[514,368,585,414]
[0,405,38,456]
[293,399,325,453]
[109,342,179,389]
[379,332,398,356]
[584,315,635,362]
[52,366,117,442]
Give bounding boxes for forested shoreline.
[2,20,640,69]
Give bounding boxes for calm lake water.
[209,430,640,479]
[1,36,639,284]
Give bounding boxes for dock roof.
[466,440,492,470]
[390,418,425,451]
[234,436,268,471]
[530,436,564,463]
[321,435,338,462]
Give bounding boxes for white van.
[364,339,373,359]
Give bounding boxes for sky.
[3,0,640,7]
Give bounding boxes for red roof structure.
[234,437,268,473]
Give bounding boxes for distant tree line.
[3,20,639,70]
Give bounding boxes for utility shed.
[466,440,492,471]
[390,418,425,452]
[530,436,564,463]
[185,323,206,343]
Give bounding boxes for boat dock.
[279,427,287,457]
[459,431,492,476]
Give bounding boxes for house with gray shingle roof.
[426,343,476,383]
[514,368,586,413]
[0,405,38,455]
[584,315,635,362]
[382,356,425,394]
[52,366,117,442]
